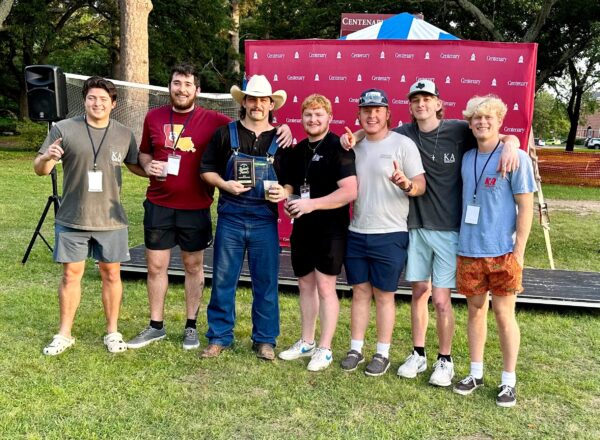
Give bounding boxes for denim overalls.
[206,122,280,347]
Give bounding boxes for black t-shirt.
[394,120,476,231]
[279,132,356,233]
[201,120,284,215]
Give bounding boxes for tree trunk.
[119,0,152,83]
[118,0,153,140]
[228,0,241,75]
[0,0,14,30]
[565,88,583,152]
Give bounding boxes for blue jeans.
[206,200,280,346]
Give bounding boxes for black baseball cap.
[358,89,389,107]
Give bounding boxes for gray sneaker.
[182,327,200,350]
[340,350,365,372]
[365,353,390,377]
[127,325,166,349]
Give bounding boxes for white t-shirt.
[350,131,425,234]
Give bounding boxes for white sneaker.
[307,348,333,372]
[397,351,427,378]
[278,339,315,360]
[429,358,454,387]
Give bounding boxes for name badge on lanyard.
[167,153,181,176]
[88,170,103,192]
[300,184,310,199]
[465,203,480,224]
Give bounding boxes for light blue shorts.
[404,229,458,289]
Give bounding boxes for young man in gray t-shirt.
[34,76,145,356]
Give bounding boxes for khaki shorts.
[456,253,523,297]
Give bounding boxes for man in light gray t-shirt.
[34,76,145,357]
[340,89,425,377]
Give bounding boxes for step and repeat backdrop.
[245,39,538,246]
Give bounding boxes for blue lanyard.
[472,140,500,202]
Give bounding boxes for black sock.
[414,346,426,357]
[438,353,452,362]
[150,320,163,330]
[185,319,197,329]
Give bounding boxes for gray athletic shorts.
[53,224,130,263]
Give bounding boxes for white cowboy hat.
[230,75,287,110]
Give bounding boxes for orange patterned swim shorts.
[456,253,523,297]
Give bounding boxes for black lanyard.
[472,140,501,202]
[303,133,327,185]
[169,107,196,151]
[85,117,111,170]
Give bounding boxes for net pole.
[528,132,555,270]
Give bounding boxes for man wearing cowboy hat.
[127,64,291,352]
[200,74,289,361]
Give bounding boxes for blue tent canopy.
[340,12,459,41]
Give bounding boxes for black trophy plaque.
[234,158,255,187]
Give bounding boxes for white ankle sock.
[376,342,390,358]
[350,339,364,353]
[501,370,516,387]
[470,362,484,380]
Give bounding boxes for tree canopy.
[1,0,599,121]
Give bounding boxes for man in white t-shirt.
[340,89,426,376]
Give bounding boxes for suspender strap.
[267,135,279,157]
[229,120,279,157]
[228,121,239,150]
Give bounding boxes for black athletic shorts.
[290,225,347,278]
[143,199,212,252]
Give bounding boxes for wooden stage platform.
[121,245,600,309]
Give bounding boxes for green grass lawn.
[1,151,599,439]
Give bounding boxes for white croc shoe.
[104,332,127,353]
[43,334,75,356]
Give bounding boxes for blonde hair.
[462,95,507,122]
[302,94,332,115]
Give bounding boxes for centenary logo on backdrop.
[250,42,532,141]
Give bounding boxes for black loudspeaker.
[25,65,68,122]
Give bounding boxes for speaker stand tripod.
[22,166,61,264]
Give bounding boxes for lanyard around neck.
[304,133,327,185]
[472,140,501,201]
[169,107,196,150]
[85,117,111,170]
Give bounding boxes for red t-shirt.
[139,105,231,209]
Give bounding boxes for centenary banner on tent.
[245,39,538,246]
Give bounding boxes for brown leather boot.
[200,343,227,358]
[253,342,275,361]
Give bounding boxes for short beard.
[170,94,195,112]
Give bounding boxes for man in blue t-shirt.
[452,95,536,408]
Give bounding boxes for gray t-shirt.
[350,131,424,234]
[394,120,474,231]
[39,116,138,231]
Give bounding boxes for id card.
[465,204,480,224]
[300,184,310,199]
[88,170,103,192]
[167,154,181,176]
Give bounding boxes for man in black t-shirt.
[277,94,357,371]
